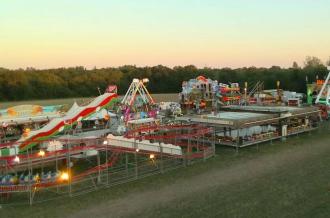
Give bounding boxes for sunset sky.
[1,0,329,69]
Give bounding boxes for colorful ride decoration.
[309,67,330,119]
[179,75,241,110]
[121,78,158,123]
[14,93,118,153]
[180,76,218,110]
[0,171,61,186]
[0,105,65,146]
[218,83,241,105]
[307,81,329,105]
[7,108,18,117]
[242,81,287,106]
[315,70,330,106]
[307,81,329,118]
[0,105,62,120]
[105,85,118,94]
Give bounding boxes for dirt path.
[70,136,330,218]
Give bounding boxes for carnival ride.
[120,78,158,127]
[243,81,286,106]
[218,82,241,105]
[21,93,117,151]
[0,123,214,204]
[179,76,243,112]
[244,81,276,105]
[305,67,330,119]
[0,78,217,205]
[0,93,118,157]
[180,76,217,111]
[0,105,64,142]
[0,105,63,125]
[179,76,293,111]
[315,67,330,106]
[238,80,303,106]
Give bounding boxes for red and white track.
[0,124,213,192]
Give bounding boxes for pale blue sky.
[1,0,329,69]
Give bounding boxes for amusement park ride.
[179,75,303,112]
[313,66,330,119]
[179,76,242,113]
[120,78,158,125]
[0,78,214,205]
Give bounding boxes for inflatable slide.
[17,93,117,152]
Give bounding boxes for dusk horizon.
[1,0,330,69]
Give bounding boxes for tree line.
[0,56,329,101]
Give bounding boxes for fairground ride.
[0,79,217,205]
[179,75,242,113]
[0,93,118,157]
[0,123,214,205]
[314,66,330,119]
[120,78,159,127]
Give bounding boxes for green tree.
[0,59,328,101]
[326,57,330,66]
[304,56,323,68]
[292,61,299,69]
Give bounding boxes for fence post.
[134,152,138,179]
[134,138,138,179]
[159,142,164,173]
[67,142,72,197]
[212,127,216,157]
[28,147,33,205]
[106,139,109,185]
[187,128,191,165]
[236,128,240,153]
[97,151,101,184]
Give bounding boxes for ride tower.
[120,78,158,128]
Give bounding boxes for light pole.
[38,150,45,175]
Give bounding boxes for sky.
[0,0,330,69]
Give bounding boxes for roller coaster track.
[0,124,213,193]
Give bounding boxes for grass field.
[0,123,329,217]
[0,94,178,109]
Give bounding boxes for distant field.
[0,93,178,109]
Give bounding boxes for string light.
[13,156,20,163]
[38,150,45,157]
[60,172,69,181]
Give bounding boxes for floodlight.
[13,156,20,163]
[38,150,45,157]
[60,172,69,181]
[142,78,149,83]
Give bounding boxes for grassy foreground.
[0,124,329,218]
